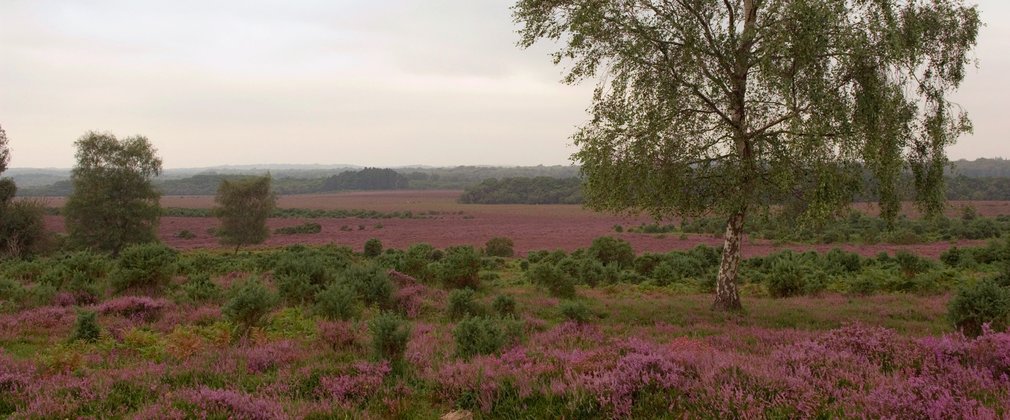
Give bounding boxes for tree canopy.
[214,175,276,252]
[64,132,163,255]
[514,0,980,310]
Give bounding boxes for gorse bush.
[276,273,317,306]
[223,277,277,336]
[314,283,359,321]
[453,316,507,359]
[447,289,484,320]
[70,309,101,343]
[369,312,410,363]
[767,253,808,298]
[559,300,593,323]
[110,243,178,293]
[274,222,322,235]
[588,237,635,269]
[484,237,515,258]
[492,294,517,318]
[363,238,383,258]
[433,246,481,290]
[181,274,221,303]
[948,278,1010,337]
[527,263,575,298]
[339,264,393,308]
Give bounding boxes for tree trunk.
[713,210,745,311]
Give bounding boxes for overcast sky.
[1,1,1006,169]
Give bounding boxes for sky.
[0,1,1006,169]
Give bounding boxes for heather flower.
[318,360,391,406]
[179,387,287,420]
[97,295,170,323]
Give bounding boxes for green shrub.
[453,316,506,359]
[433,246,482,290]
[526,263,575,298]
[588,237,635,268]
[948,279,1010,337]
[848,269,885,296]
[70,309,101,342]
[0,277,22,301]
[558,300,592,323]
[339,264,393,308]
[181,274,221,303]
[633,254,665,277]
[369,312,411,362]
[448,289,484,320]
[492,294,517,318]
[276,273,318,305]
[399,243,436,280]
[222,277,277,335]
[110,243,178,293]
[274,222,322,235]
[484,237,515,258]
[272,252,334,288]
[314,283,359,321]
[175,230,196,239]
[363,238,383,258]
[767,254,808,298]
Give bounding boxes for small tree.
[213,176,276,252]
[514,0,981,311]
[0,124,47,258]
[64,132,163,255]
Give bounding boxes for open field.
[34,191,1008,257]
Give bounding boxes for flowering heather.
[242,340,301,374]
[178,387,286,420]
[318,361,391,406]
[96,295,170,322]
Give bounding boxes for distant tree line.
[322,167,407,190]
[459,177,583,204]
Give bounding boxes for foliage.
[433,246,482,290]
[558,300,592,323]
[447,289,484,320]
[368,312,411,363]
[181,274,221,303]
[314,283,360,321]
[214,176,276,250]
[70,309,100,343]
[588,237,634,269]
[274,222,321,235]
[223,277,277,336]
[64,131,163,255]
[459,177,582,204]
[322,167,408,191]
[484,237,515,258]
[492,294,517,318]
[514,0,982,311]
[338,264,393,308]
[363,238,383,258]
[948,279,1010,337]
[110,243,178,293]
[453,316,508,359]
[527,263,576,298]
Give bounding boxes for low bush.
[447,289,484,320]
[484,237,515,258]
[491,294,517,318]
[363,239,383,258]
[339,264,393,308]
[588,237,635,269]
[276,273,317,306]
[767,254,808,298]
[315,283,360,321]
[274,222,322,235]
[526,263,576,298]
[110,243,178,293]
[948,278,1010,337]
[433,246,482,290]
[223,277,277,336]
[558,300,593,323]
[70,309,101,343]
[181,274,221,303]
[369,312,411,363]
[453,316,507,359]
[175,230,197,239]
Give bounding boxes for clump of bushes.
[363,238,383,258]
[948,278,1010,337]
[315,283,359,321]
[274,222,322,235]
[447,289,484,320]
[492,294,517,318]
[453,316,507,359]
[527,263,576,298]
[181,274,221,303]
[588,237,635,269]
[175,230,197,239]
[433,246,482,289]
[223,277,277,336]
[369,312,411,363]
[110,243,178,293]
[484,237,514,258]
[339,264,393,308]
[70,309,101,342]
[559,300,593,323]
